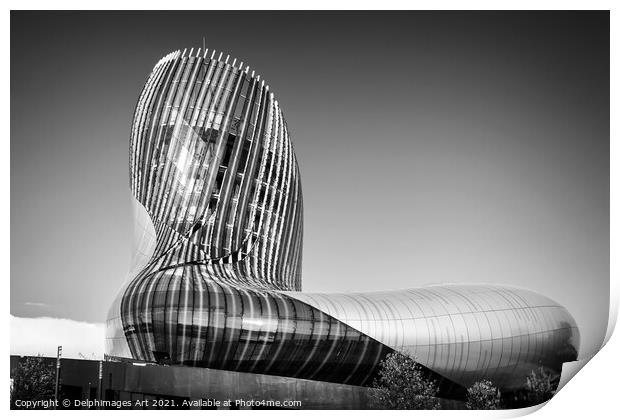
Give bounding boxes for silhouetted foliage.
[525,367,560,405]
[466,379,501,409]
[10,356,56,409]
[371,351,441,410]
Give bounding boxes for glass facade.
[106,49,579,394]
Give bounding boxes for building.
[105,48,580,402]
[10,356,377,409]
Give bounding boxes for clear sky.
[11,11,609,358]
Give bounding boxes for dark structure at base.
[11,356,392,409]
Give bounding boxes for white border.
[4,2,617,419]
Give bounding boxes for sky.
[11,11,609,358]
[10,316,104,360]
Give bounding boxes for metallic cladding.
[106,49,579,392]
[285,285,580,390]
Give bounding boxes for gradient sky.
[11,11,609,357]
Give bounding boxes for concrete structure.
[10,356,378,409]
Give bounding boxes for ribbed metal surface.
[285,285,579,389]
[127,49,303,289]
[105,49,579,392]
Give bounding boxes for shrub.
[371,351,441,410]
[525,367,559,405]
[466,379,501,409]
[10,356,57,409]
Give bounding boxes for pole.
[97,360,103,410]
[54,346,62,409]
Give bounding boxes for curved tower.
[106,49,579,393]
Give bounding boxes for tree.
[10,356,57,409]
[466,379,501,409]
[525,367,559,405]
[371,351,441,409]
